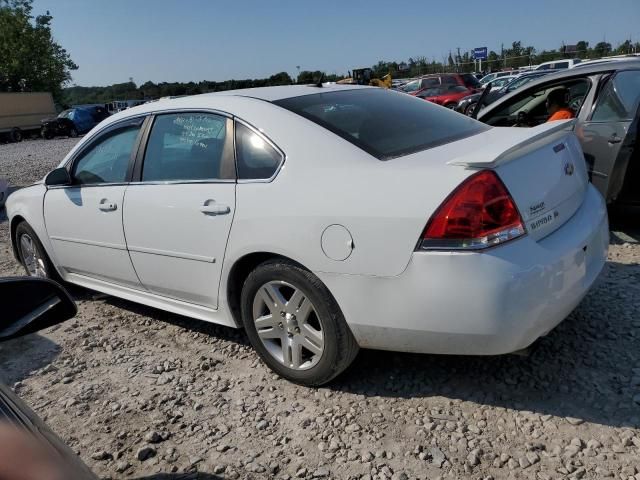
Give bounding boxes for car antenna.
[314,73,325,87]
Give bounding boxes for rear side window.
[591,70,640,122]
[554,62,569,69]
[441,75,458,85]
[142,113,231,182]
[421,77,440,87]
[235,122,283,180]
[274,89,488,160]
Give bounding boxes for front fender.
[6,185,61,274]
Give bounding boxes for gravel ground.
[1,138,639,480]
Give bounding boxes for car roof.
[201,84,370,102]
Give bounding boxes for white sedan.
[6,85,609,385]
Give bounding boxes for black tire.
[444,103,457,109]
[15,222,61,282]
[69,127,78,138]
[241,259,359,386]
[41,126,53,140]
[465,102,478,116]
[9,128,23,143]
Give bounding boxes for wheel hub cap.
[253,281,324,371]
[19,234,47,278]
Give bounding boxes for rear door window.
[142,113,233,182]
[274,89,488,160]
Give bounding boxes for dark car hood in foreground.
[0,382,97,479]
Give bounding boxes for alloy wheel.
[252,280,324,370]
[19,234,47,277]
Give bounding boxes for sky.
[33,0,640,87]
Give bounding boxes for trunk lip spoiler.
[447,119,577,168]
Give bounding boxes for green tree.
[576,40,589,58]
[267,71,293,85]
[593,41,612,58]
[0,0,77,101]
[297,70,324,84]
[616,40,632,55]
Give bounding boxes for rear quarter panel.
[207,96,473,278]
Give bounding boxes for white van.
[535,59,581,70]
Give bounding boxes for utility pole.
[501,43,505,69]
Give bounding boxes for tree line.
[63,71,343,106]
[66,38,638,106]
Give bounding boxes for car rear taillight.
[418,170,525,250]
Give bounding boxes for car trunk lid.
[447,121,588,241]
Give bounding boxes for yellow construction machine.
[337,68,392,88]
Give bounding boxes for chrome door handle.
[608,135,622,144]
[98,199,117,211]
[200,201,230,215]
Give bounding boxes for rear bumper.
[318,184,609,355]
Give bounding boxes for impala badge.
[564,162,575,176]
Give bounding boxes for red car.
[399,73,480,94]
[413,85,476,108]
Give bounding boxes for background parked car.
[399,73,480,94]
[478,70,515,85]
[476,60,640,205]
[484,75,518,90]
[415,84,475,108]
[535,58,582,70]
[457,71,556,116]
[41,108,99,139]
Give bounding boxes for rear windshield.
[274,89,488,160]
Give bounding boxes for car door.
[44,117,145,287]
[580,69,640,201]
[122,112,236,309]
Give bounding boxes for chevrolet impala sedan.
[6,85,609,385]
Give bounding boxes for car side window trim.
[131,109,236,184]
[57,116,147,189]
[233,118,286,183]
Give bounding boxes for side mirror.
[45,167,71,187]
[0,277,77,342]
